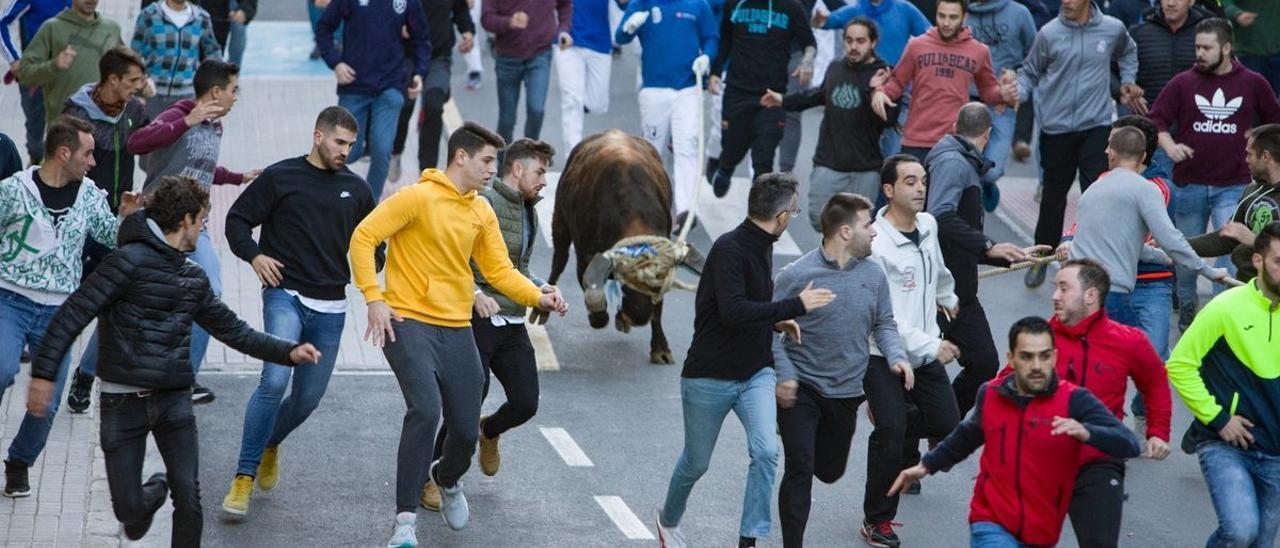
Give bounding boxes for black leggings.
[717,86,786,179]
[1069,459,1127,548]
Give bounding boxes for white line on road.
[539,427,594,467]
[527,323,561,371]
[697,177,801,256]
[594,496,655,540]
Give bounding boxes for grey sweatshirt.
[771,248,907,399]
[1015,4,1137,134]
[1069,167,1215,294]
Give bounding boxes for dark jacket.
[1129,5,1211,104]
[783,56,897,173]
[420,0,474,57]
[63,83,149,212]
[0,131,20,180]
[473,180,545,317]
[924,134,1007,304]
[317,0,431,96]
[1189,181,1280,283]
[33,211,299,389]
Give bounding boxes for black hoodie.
[783,56,899,172]
[924,134,1008,304]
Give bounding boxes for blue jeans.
[660,367,778,538]
[1198,441,1280,548]
[0,287,72,466]
[227,19,247,66]
[188,229,222,378]
[494,49,553,144]
[982,103,1017,185]
[879,95,910,159]
[1174,183,1246,311]
[1104,290,1140,329]
[340,88,405,201]
[970,521,1024,547]
[1241,54,1280,99]
[20,86,44,162]
[235,288,344,476]
[1129,278,1172,417]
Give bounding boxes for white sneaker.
[388,154,402,183]
[386,512,417,548]
[655,507,687,548]
[431,462,469,530]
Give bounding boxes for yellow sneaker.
[222,474,254,516]
[420,479,441,511]
[257,446,280,491]
[479,417,500,476]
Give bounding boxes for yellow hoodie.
[349,169,542,327]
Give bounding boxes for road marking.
[539,427,594,467]
[697,177,801,255]
[594,496,654,540]
[442,98,465,135]
[527,323,561,371]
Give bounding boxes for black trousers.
[392,55,453,170]
[434,317,540,460]
[1014,97,1034,144]
[863,359,960,523]
[1034,126,1110,247]
[940,302,1000,418]
[778,382,864,548]
[719,86,786,179]
[100,390,201,547]
[1069,459,1126,548]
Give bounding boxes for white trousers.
[463,0,484,74]
[640,86,701,216]
[556,46,613,151]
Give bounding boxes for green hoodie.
[1189,181,1280,282]
[16,8,123,127]
[1223,0,1280,56]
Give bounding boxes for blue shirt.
[824,0,929,65]
[0,0,68,64]
[616,0,718,89]
[317,0,431,96]
[571,0,616,54]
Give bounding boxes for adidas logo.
[1193,89,1242,134]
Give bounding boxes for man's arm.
[921,383,989,473]
[350,187,419,304]
[194,289,299,366]
[697,0,718,61]
[130,12,151,61]
[85,188,121,249]
[1140,184,1219,278]
[770,268,800,383]
[881,41,915,101]
[907,2,930,36]
[1014,30,1049,101]
[710,0,734,77]
[1188,231,1239,259]
[1256,73,1280,124]
[13,22,55,86]
[407,0,432,77]
[224,170,275,263]
[0,0,31,66]
[127,106,191,155]
[613,0,643,45]
[781,81,826,112]
[871,268,909,366]
[451,0,476,35]
[1114,26,1138,86]
[316,0,345,67]
[555,0,573,35]
[1167,298,1232,430]
[1068,388,1142,458]
[473,206,543,307]
[198,13,223,61]
[926,158,991,256]
[711,247,806,328]
[31,252,135,381]
[212,166,246,186]
[975,48,1006,105]
[1128,335,1173,442]
[481,0,512,35]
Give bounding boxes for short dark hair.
[193,59,240,97]
[446,121,506,163]
[1197,17,1233,49]
[1112,115,1158,166]
[1008,316,1054,353]
[98,46,145,84]
[845,16,879,43]
[1255,222,1280,256]
[146,176,211,233]
[501,138,556,176]
[315,105,358,134]
[880,153,922,190]
[955,102,991,139]
[44,116,94,159]
[937,0,968,14]
[747,172,799,221]
[1061,258,1111,301]
[819,192,873,238]
[1108,126,1147,162]
[1248,124,1280,164]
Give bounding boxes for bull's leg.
[649,300,673,365]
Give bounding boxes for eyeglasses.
[778,205,801,218]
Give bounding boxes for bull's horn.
[672,278,698,292]
[583,253,614,314]
[680,246,706,275]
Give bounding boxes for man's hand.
[1144,437,1171,460]
[1165,142,1194,163]
[935,340,960,364]
[870,89,895,121]
[1120,84,1148,116]
[775,319,801,343]
[242,169,263,184]
[364,301,404,347]
[810,7,828,29]
[708,75,722,95]
[1204,267,1230,284]
[474,292,501,318]
[792,62,814,87]
[986,242,1030,263]
[798,281,836,312]
[407,75,423,101]
[1055,241,1072,262]
[142,77,157,98]
[760,89,783,108]
[334,62,357,85]
[869,67,890,89]
[1219,415,1255,449]
[889,463,929,496]
[55,45,76,70]
[184,101,228,127]
[1051,416,1091,442]
[691,54,710,76]
[1220,221,1256,246]
[289,343,322,365]
[231,9,248,24]
[891,361,915,390]
[537,287,569,316]
[999,69,1019,106]
[315,0,332,8]
[459,32,475,53]
[510,11,529,29]
[9,59,20,75]
[26,378,55,417]
[251,254,286,287]
[622,10,649,33]
[559,32,573,50]
[1236,11,1258,27]
[776,379,798,408]
[118,191,144,217]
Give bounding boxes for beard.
[1263,266,1280,297]
[1196,54,1224,73]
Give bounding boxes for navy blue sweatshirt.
[316,0,430,96]
[683,220,806,381]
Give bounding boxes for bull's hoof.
[588,311,609,329]
[585,288,607,314]
[650,348,675,365]
[615,313,633,333]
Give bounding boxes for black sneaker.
[712,170,732,198]
[67,369,93,414]
[860,520,902,548]
[465,71,482,91]
[704,157,720,184]
[1024,262,1048,288]
[3,459,30,498]
[308,46,321,60]
[124,473,168,540]
[192,384,216,404]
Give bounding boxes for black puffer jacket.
[1130,5,1212,103]
[33,211,298,389]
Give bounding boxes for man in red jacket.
[891,316,1141,547]
[1048,258,1173,547]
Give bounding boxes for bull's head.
[582,241,705,331]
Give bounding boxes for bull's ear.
[680,246,706,276]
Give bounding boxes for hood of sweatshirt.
[1058,3,1102,29]
[54,7,103,28]
[927,134,992,176]
[419,168,478,202]
[67,83,120,124]
[968,0,1010,14]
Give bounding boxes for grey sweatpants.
[383,319,485,513]
[808,166,880,231]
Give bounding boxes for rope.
[977,255,1246,287]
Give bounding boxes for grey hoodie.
[968,0,1037,74]
[1015,4,1137,134]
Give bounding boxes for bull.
[533,130,704,364]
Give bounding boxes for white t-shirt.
[161,2,196,27]
[284,289,347,314]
